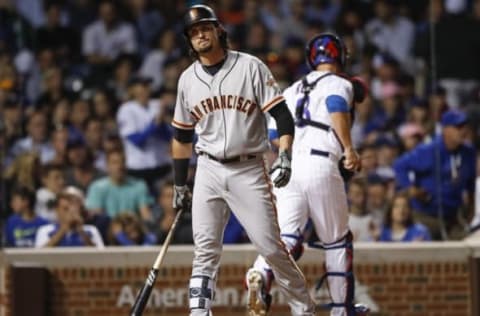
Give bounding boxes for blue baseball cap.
[441,110,467,127]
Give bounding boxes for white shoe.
[246,269,271,316]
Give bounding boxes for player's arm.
[171,128,194,211]
[328,93,360,171]
[172,128,194,186]
[268,101,294,153]
[268,101,294,187]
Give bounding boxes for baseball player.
[171,5,315,316]
[247,33,369,316]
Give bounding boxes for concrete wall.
[1,241,479,316]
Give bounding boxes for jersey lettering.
[191,95,257,122]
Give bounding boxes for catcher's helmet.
[183,5,219,36]
[306,33,347,70]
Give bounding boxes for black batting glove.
[270,150,292,188]
[173,185,192,212]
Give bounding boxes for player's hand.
[173,185,192,212]
[270,150,292,188]
[343,147,361,171]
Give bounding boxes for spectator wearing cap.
[116,75,172,194]
[397,122,424,152]
[34,192,104,248]
[4,186,49,247]
[374,135,399,181]
[394,110,476,240]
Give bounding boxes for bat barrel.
[130,268,159,315]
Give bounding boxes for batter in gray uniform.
[171,5,315,316]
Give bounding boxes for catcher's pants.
[252,152,353,315]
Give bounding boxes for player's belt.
[310,149,330,157]
[199,151,259,164]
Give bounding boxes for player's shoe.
[246,269,272,316]
[354,303,370,315]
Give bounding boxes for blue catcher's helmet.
[306,33,347,70]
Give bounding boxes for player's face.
[188,22,219,54]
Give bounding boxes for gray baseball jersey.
[173,50,315,316]
[172,50,283,158]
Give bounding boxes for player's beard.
[196,42,213,54]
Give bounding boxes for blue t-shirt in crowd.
[379,223,432,242]
[394,136,476,218]
[5,214,49,247]
[114,231,157,246]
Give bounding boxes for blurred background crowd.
[1,0,480,248]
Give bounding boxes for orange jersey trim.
[172,119,195,130]
[261,95,284,113]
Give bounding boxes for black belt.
[199,152,258,164]
[310,149,330,157]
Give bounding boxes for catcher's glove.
[351,76,368,104]
[338,156,355,182]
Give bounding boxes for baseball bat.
[130,208,184,316]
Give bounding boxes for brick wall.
[0,243,478,316]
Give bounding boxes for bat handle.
[130,268,159,316]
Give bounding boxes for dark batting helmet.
[183,4,219,36]
[306,33,347,70]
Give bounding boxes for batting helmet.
[183,4,219,36]
[306,33,347,70]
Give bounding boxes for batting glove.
[173,185,192,212]
[270,150,292,188]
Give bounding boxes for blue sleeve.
[268,128,278,141]
[223,214,245,244]
[393,146,430,190]
[378,226,391,242]
[156,122,173,142]
[114,232,135,245]
[326,95,349,113]
[126,121,159,147]
[466,148,477,193]
[143,233,158,245]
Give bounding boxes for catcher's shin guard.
[310,231,367,315]
[280,232,304,261]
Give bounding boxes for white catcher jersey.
[172,50,284,158]
[282,70,354,159]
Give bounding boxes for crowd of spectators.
[1,0,480,248]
